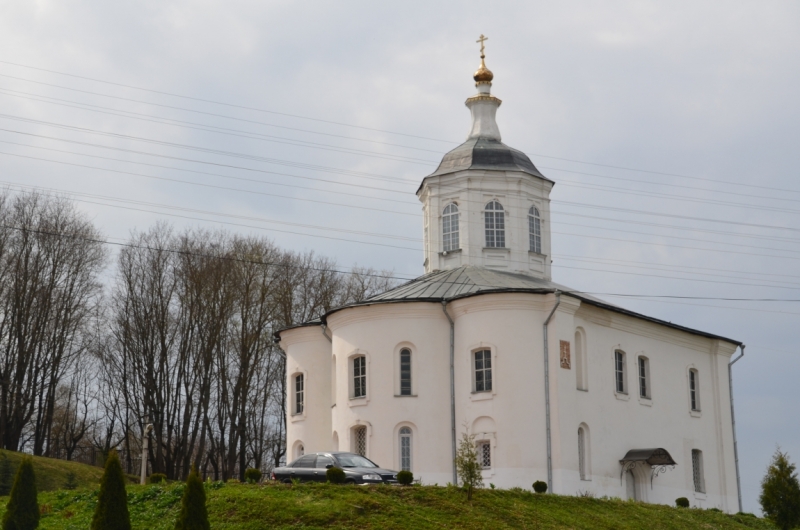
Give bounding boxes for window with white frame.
[294,373,304,414]
[689,369,700,411]
[615,350,627,394]
[528,206,542,253]
[478,441,491,469]
[484,200,505,248]
[442,203,460,252]
[474,349,493,392]
[399,427,412,472]
[692,449,705,493]
[354,426,367,457]
[638,356,650,399]
[578,426,588,480]
[353,356,366,398]
[400,348,412,396]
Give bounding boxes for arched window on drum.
[442,203,460,252]
[528,206,541,254]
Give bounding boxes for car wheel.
[345,479,356,485]
[282,478,292,484]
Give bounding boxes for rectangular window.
[692,449,705,493]
[400,349,412,396]
[353,356,366,398]
[295,373,304,414]
[479,441,491,469]
[615,350,626,394]
[689,369,699,411]
[638,357,649,399]
[474,350,492,392]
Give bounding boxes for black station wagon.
[271,452,399,484]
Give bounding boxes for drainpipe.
[442,301,458,485]
[542,291,561,494]
[321,324,333,343]
[728,344,744,513]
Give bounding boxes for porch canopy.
[620,448,677,488]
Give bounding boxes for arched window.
[484,200,505,248]
[578,425,588,480]
[353,426,367,457]
[689,369,700,411]
[294,373,304,414]
[638,356,650,399]
[474,349,493,392]
[295,443,305,459]
[614,350,627,394]
[528,206,541,254]
[575,329,588,391]
[400,348,412,396]
[352,356,366,398]
[692,449,705,492]
[442,203,460,252]
[399,427,412,471]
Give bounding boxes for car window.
[335,454,378,468]
[316,456,334,469]
[292,455,317,468]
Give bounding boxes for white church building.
[277,45,744,512]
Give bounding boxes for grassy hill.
[0,480,776,529]
[0,450,104,493]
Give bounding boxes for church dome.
[473,59,494,83]
[425,137,550,180]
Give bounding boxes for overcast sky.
[2,0,798,513]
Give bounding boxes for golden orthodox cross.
[476,34,488,57]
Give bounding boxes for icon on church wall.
[560,340,571,369]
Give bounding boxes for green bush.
[2,456,39,530]
[149,473,167,485]
[91,451,131,530]
[326,467,346,484]
[63,472,78,490]
[675,497,690,508]
[532,481,547,494]
[454,427,482,500]
[397,471,413,485]
[760,449,800,530]
[0,453,13,497]
[244,468,262,484]
[174,467,209,530]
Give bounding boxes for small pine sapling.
[454,426,483,500]
[91,450,131,530]
[759,449,800,530]
[2,456,39,530]
[63,472,78,491]
[175,467,209,530]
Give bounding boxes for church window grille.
[692,449,705,493]
[399,427,412,471]
[474,349,492,392]
[478,441,491,469]
[353,356,366,398]
[354,426,367,457]
[638,356,650,399]
[615,350,627,394]
[484,201,505,248]
[689,369,700,411]
[578,426,587,480]
[528,206,542,253]
[442,203,460,252]
[294,373,304,414]
[400,349,412,396]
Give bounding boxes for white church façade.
[277,41,744,512]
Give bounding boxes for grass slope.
[0,481,776,530]
[0,450,104,493]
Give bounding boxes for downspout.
[542,291,561,494]
[442,301,458,485]
[321,324,333,343]
[728,344,744,513]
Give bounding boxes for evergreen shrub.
[760,449,800,530]
[149,473,167,484]
[0,453,13,497]
[244,468,261,484]
[396,471,413,485]
[175,467,209,530]
[2,456,38,530]
[532,481,547,494]
[63,472,78,490]
[91,451,131,530]
[675,497,690,508]
[326,467,346,484]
